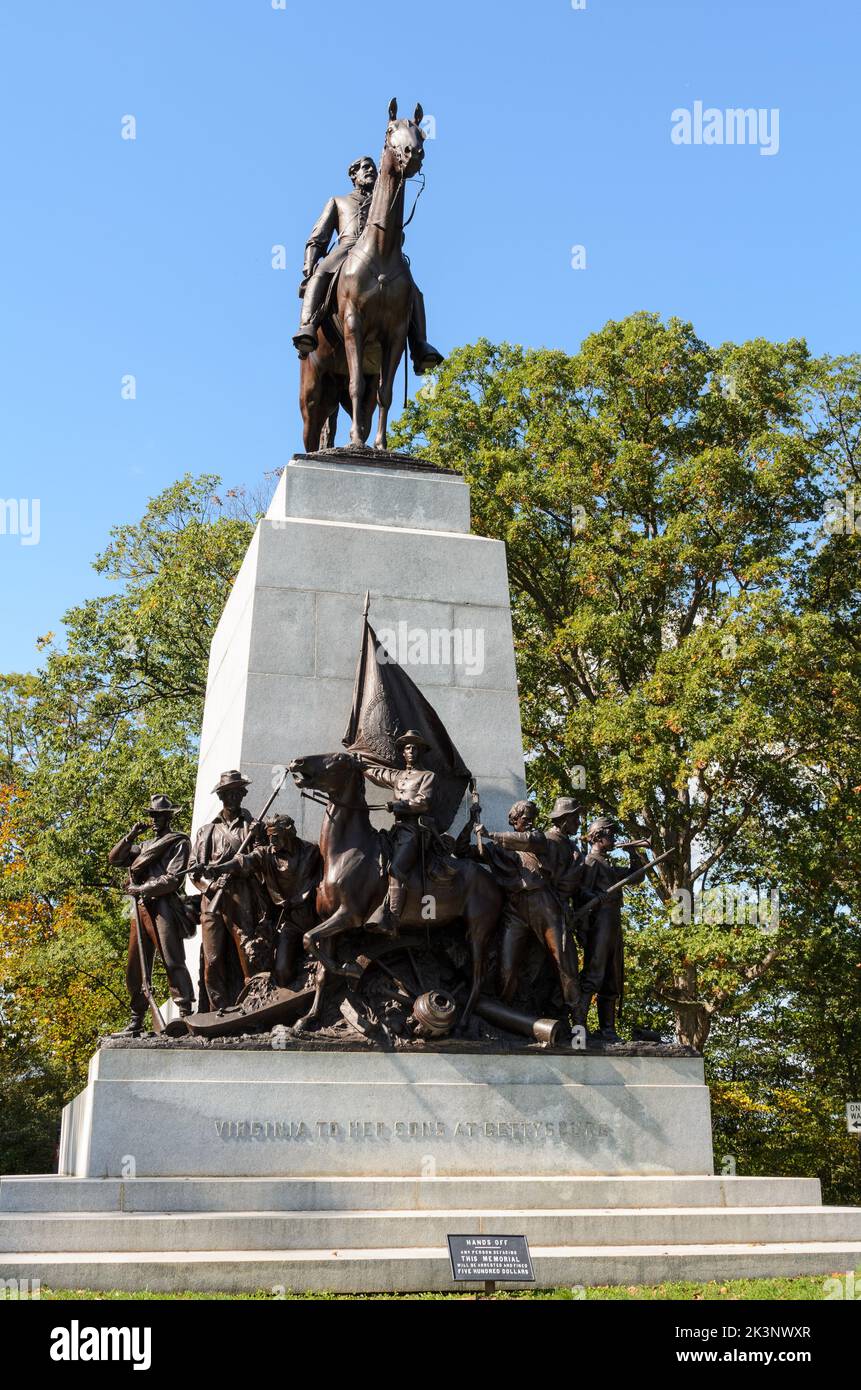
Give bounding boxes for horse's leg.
[361,375,376,440]
[319,406,338,449]
[316,371,340,450]
[292,962,328,1033]
[300,349,333,451]
[334,375,373,448]
[374,325,408,450]
[304,906,363,981]
[343,310,368,447]
[461,910,497,1026]
[299,358,319,452]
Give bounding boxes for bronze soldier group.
[111,773,321,1035]
[110,754,662,1045]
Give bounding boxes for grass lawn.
[32,1274,849,1300]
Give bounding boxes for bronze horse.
[299,99,427,452]
[289,752,503,1029]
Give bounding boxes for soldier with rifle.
[190,770,275,1011]
[474,797,593,1020]
[108,794,196,1037]
[575,817,671,1042]
[206,813,321,988]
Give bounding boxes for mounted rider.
[292,154,443,376]
[355,729,448,935]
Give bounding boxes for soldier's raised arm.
[108,821,148,868]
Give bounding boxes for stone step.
[3,1204,860,1254]
[0,1173,823,1214]
[4,1241,861,1293]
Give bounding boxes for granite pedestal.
[57,1048,715,1180]
[190,451,527,846]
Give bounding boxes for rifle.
[570,845,675,927]
[199,767,290,913]
[129,893,166,1034]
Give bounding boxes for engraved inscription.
[213,1117,613,1141]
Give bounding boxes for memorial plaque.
[447,1234,534,1283]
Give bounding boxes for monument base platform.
[56,1047,715,1179]
[2,1173,860,1293]
[2,1050,859,1292]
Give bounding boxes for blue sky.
[2,0,859,673]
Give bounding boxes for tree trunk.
[671,964,712,1050]
[673,1000,712,1051]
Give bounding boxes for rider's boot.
[293,273,329,357]
[366,879,405,938]
[386,879,406,937]
[568,992,590,1033]
[364,881,401,938]
[408,290,444,375]
[410,340,444,376]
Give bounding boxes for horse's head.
[289,751,365,800]
[384,97,426,178]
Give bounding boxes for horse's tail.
[319,406,339,449]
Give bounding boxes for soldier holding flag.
[344,601,472,934]
[355,730,437,935]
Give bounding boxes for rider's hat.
[212,769,252,795]
[549,796,583,823]
[395,729,430,751]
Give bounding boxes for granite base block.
[58,1048,714,1179]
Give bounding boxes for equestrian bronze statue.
[296,98,443,452]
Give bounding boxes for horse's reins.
[368,157,424,231]
[299,788,390,812]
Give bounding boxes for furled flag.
[342,598,472,831]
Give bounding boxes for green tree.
[392,315,861,1055]
[0,475,255,1166]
